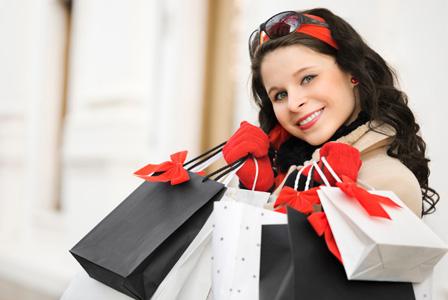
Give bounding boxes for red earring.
[351,77,359,84]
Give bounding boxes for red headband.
[298,14,338,49]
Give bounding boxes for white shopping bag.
[212,200,287,300]
[313,158,448,283]
[151,213,214,300]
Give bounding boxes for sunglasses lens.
[265,12,300,39]
[249,30,260,57]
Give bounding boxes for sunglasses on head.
[248,11,330,59]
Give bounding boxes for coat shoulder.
[358,147,422,217]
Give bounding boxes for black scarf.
[273,111,370,174]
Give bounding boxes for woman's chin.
[286,124,335,146]
[300,130,334,146]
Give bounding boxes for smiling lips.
[297,108,324,130]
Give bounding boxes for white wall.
[62,0,210,242]
[0,0,209,297]
[234,0,448,298]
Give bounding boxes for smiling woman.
[219,7,446,298]
[223,7,440,219]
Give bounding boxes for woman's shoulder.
[358,146,422,217]
[337,121,395,154]
[308,121,394,162]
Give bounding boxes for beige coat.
[275,121,423,217]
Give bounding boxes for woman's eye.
[301,74,316,85]
[274,91,287,101]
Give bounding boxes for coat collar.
[309,121,395,161]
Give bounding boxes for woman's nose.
[287,92,307,112]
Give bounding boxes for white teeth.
[299,109,323,126]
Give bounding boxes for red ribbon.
[336,175,401,219]
[308,212,343,263]
[134,151,191,185]
[274,186,320,214]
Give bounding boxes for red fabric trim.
[298,14,338,49]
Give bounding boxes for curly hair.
[250,8,439,215]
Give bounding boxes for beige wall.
[201,0,238,150]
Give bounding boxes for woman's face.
[261,45,360,145]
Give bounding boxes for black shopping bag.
[259,208,416,300]
[259,223,294,300]
[70,171,226,300]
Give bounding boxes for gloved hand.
[316,142,362,186]
[223,121,274,191]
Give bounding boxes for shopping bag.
[150,157,252,300]
[259,208,416,300]
[212,197,287,300]
[156,186,275,300]
[314,157,448,282]
[70,145,231,300]
[151,213,214,300]
[258,224,293,300]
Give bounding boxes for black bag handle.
[183,141,227,171]
[179,140,249,183]
[202,154,250,183]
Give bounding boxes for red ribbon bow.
[336,175,401,219]
[274,186,320,214]
[308,212,343,263]
[134,151,191,185]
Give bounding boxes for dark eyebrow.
[267,66,316,96]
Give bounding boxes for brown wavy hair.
[250,8,439,215]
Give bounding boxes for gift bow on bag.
[273,162,320,214]
[134,151,191,185]
[274,186,319,214]
[134,151,209,185]
[315,143,401,219]
[336,175,401,219]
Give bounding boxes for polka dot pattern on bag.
[212,199,286,299]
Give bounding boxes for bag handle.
[311,160,332,187]
[290,160,325,191]
[218,156,259,190]
[202,154,249,183]
[177,140,263,189]
[184,141,226,171]
[184,142,262,190]
[202,155,260,190]
[319,157,341,184]
[251,157,259,191]
[289,159,334,192]
[218,157,258,191]
[188,152,223,173]
[320,156,375,191]
[293,166,306,191]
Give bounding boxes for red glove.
[223,121,274,191]
[303,142,362,186]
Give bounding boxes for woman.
[222,8,439,217]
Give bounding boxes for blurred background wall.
[0,0,446,299]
